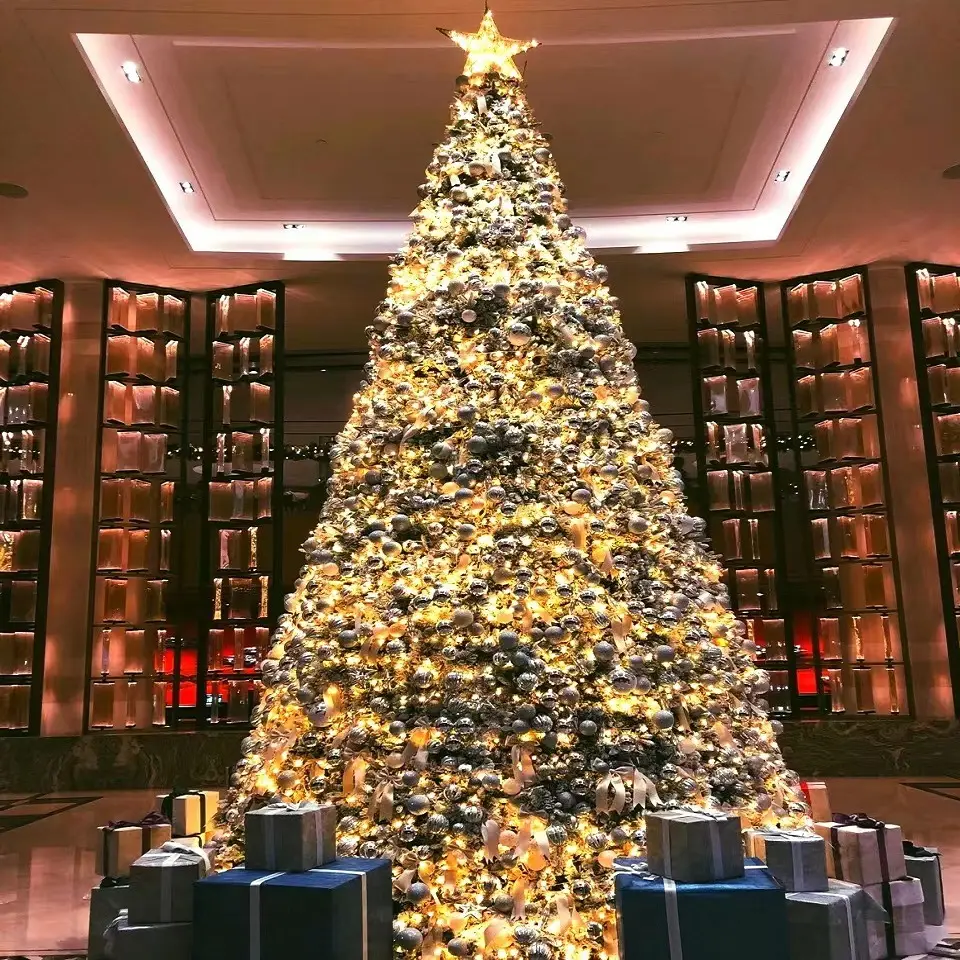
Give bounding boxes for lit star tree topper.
[438,7,538,81]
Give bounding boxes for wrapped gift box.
[903,841,945,925]
[863,877,926,960]
[87,884,129,960]
[754,830,829,893]
[128,841,212,924]
[245,801,336,872]
[614,857,788,960]
[96,826,144,879]
[106,909,192,960]
[786,879,871,960]
[192,857,392,960]
[96,814,174,876]
[802,780,833,823]
[645,810,744,883]
[814,816,907,886]
[155,789,219,837]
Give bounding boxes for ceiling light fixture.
[828,47,849,67]
[774,169,791,182]
[665,215,688,223]
[283,223,305,230]
[121,61,142,83]
[179,181,195,194]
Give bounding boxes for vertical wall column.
[872,264,953,717]
[42,281,102,735]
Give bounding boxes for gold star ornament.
[438,8,538,81]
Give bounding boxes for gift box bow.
[139,839,211,873]
[257,799,322,814]
[833,812,885,830]
[902,840,940,858]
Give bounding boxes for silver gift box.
[245,801,337,872]
[786,879,871,960]
[645,809,744,883]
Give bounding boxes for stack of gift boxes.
[193,800,392,960]
[92,797,392,960]
[616,783,947,960]
[90,781,946,960]
[88,788,219,959]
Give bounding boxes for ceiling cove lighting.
[665,215,688,223]
[828,47,850,67]
[179,181,195,194]
[74,18,893,257]
[120,61,142,83]
[774,169,791,183]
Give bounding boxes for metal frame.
[0,280,64,736]
[197,281,285,727]
[904,261,960,714]
[685,273,798,715]
[780,264,913,717]
[83,279,192,732]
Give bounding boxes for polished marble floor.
[0,779,957,956]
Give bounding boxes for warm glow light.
[75,19,893,256]
[120,60,142,83]
[828,46,850,66]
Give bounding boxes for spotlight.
[121,61,142,83]
[283,223,305,230]
[828,47,849,67]
[774,170,791,183]
[665,215,688,223]
[179,181,195,194]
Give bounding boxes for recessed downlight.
[828,47,849,67]
[179,181,195,194]
[121,61,142,83]
[283,223,305,230]
[774,169,791,183]
[665,215,688,223]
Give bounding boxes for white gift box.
[814,819,907,886]
[863,876,926,960]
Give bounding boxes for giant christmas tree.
[218,11,806,959]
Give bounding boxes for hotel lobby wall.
[2,269,958,783]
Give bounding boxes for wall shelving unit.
[197,282,285,726]
[686,274,796,715]
[0,281,63,734]
[85,281,191,731]
[781,266,910,716]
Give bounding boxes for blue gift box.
[192,856,392,960]
[615,857,789,960]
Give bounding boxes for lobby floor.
[0,779,958,957]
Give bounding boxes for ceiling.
[1,0,959,348]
